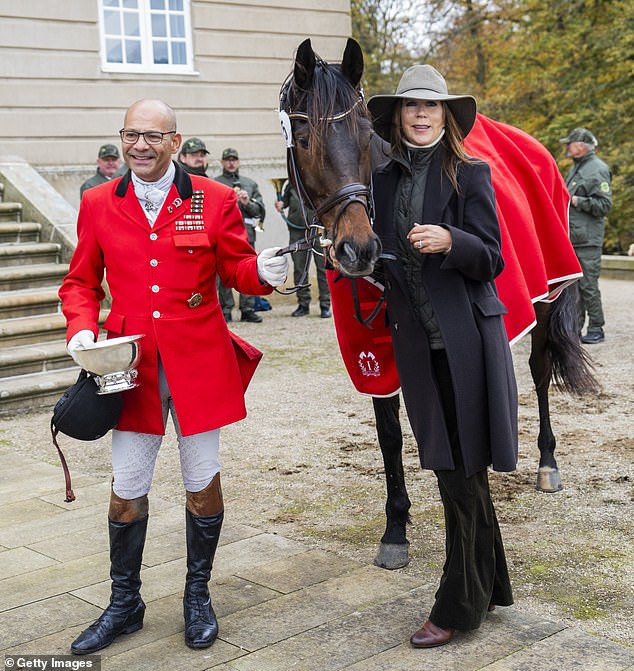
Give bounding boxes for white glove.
[67,329,95,365]
[257,247,289,287]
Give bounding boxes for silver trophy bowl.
[74,334,144,394]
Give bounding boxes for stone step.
[0,242,61,267]
[0,367,79,415]
[0,222,41,243]
[0,288,61,319]
[0,178,77,413]
[0,313,68,347]
[0,201,22,222]
[0,340,70,378]
[0,310,109,347]
[0,263,69,291]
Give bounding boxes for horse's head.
[280,38,382,277]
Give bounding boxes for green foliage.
[351,0,634,251]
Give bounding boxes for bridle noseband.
[314,182,372,230]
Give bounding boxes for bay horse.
[279,38,598,569]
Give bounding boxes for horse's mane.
[285,57,368,163]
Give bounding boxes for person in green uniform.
[178,137,210,177]
[214,148,266,323]
[275,182,331,318]
[80,144,123,198]
[560,128,612,344]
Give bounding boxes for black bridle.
[275,75,375,294]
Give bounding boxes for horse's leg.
[530,303,563,492]
[372,394,411,569]
[530,287,599,491]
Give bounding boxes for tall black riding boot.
[183,474,224,649]
[71,493,148,655]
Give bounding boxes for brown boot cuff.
[186,473,224,517]
[109,491,149,523]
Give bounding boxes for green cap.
[181,137,209,154]
[560,128,597,145]
[98,144,120,159]
[222,147,239,160]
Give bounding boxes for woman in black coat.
[367,65,518,648]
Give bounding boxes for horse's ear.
[341,38,364,89]
[294,39,316,89]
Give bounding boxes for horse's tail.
[547,284,600,395]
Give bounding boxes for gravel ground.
[3,276,633,647]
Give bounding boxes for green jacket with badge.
[213,170,265,225]
[564,151,612,248]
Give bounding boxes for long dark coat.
[373,153,518,477]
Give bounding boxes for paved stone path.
[1,447,633,671]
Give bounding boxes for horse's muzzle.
[333,235,382,277]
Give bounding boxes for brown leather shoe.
[410,620,455,648]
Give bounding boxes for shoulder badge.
[600,182,610,193]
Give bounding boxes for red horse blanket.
[329,113,582,397]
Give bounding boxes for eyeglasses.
[119,129,176,145]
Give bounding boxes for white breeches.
[111,358,221,499]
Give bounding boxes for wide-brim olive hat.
[367,64,477,142]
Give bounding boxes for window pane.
[125,39,142,63]
[102,0,191,70]
[169,14,184,38]
[106,38,123,63]
[123,12,140,36]
[151,13,167,37]
[171,41,186,65]
[104,10,121,35]
[153,40,168,64]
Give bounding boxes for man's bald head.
[120,99,181,182]
[124,99,177,130]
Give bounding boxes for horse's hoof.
[374,543,409,569]
[536,466,563,493]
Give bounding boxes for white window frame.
[98,0,195,75]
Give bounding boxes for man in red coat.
[60,99,288,655]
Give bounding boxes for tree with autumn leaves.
[352,0,633,252]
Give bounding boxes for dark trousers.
[428,350,513,631]
[289,226,330,309]
[218,224,256,315]
[574,245,604,331]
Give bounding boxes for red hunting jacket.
[59,162,272,436]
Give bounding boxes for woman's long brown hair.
[390,100,476,193]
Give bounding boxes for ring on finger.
[417,240,423,249]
